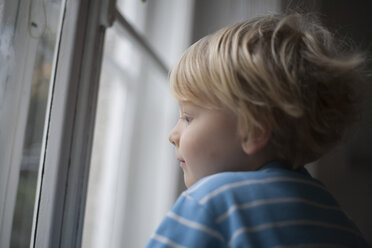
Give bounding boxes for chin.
[183,175,190,188]
[184,176,194,188]
[184,180,192,188]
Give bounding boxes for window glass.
[0,0,63,247]
[83,0,195,247]
[82,19,176,247]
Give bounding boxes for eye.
[185,116,193,123]
[180,115,193,123]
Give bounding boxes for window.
[0,0,64,247]
[82,1,194,247]
[1,0,193,247]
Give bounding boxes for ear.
[241,130,271,155]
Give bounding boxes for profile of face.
[168,102,256,188]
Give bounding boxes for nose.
[168,125,179,147]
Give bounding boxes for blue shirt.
[146,161,368,247]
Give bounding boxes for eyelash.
[185,116,193,123]
[181,115,193,123]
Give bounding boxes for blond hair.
[170,13,366,168]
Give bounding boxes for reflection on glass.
[6,1,63,247]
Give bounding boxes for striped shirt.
[146,161,368,248]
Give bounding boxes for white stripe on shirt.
[200,177,325,204]
[151,234,186,248]
[272,244,347,248]
[166,211,225,242]
[228,220,361,247]
[216,197,341,223]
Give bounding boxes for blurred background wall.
[291,0,372,244]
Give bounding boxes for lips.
[176,152,185,167]
[178,158,186,168]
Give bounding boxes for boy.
[146,13,369,247]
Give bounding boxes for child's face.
[168,102,249,187]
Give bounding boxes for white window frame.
[33,0,114,246]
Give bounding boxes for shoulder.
[184,163,326,205]
[184,170,270,203]
[149,162,369,247]
[178,162,344,227]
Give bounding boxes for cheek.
[180,128,222,168]
[180,130,207,160]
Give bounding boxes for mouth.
[178,158,186,168]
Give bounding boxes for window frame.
[33,0,113,246]
[0,0,60,246]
